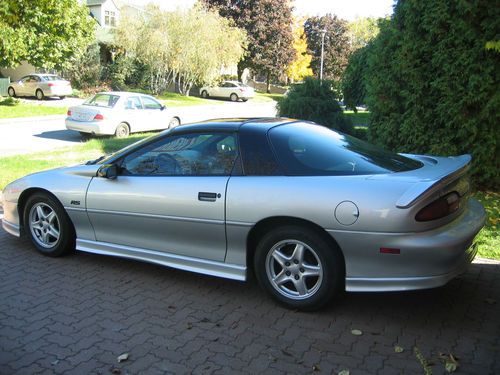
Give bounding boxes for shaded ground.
[0,225,499,375]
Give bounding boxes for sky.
[129,0,395,20]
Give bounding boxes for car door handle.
[198,192,219,202]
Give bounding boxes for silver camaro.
[1,119,486,310]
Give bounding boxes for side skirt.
[76,239,247,281]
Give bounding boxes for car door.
[140,95,168,131]
[15,76,30,96]
[26,75,40,96]
[122,95,144,131]
[85,131,239,261]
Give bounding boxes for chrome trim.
[2,219,21,237]
[86,208,224,225]
[76,239,246,281]
[226,220,254,227]
[64,207,87,212]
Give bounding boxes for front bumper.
[65,119,116,135]
[1,199,20,237]
[328,198,486,292]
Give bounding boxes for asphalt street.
[0,100,277,157]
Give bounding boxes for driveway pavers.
[0,224,499,374]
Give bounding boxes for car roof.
[170,118,300,134]
[95,91,156,97]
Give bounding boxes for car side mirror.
[97,164,118,180]
[161,105,166,111]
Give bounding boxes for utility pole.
[320,29,327,81]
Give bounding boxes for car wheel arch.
[245,216,346,276]
[18,188,75,232]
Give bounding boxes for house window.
[105,11,116,27]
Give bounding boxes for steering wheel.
[153,153,181,175]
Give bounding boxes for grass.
[1,135,498,261]
[0,103,67,119]
[343,110,370,127]
[253,92,285,103]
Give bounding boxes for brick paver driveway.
[0,224,499,374]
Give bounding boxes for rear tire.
[168,117,180,128]
[79,132,91,140]
[201,90,209,99]
[230,93,239,102]
[59,96,66,100]
[7,87,15,97]
[115,122,130,138]
[23,193,75,257]
[254,225,344,311]
[36,89,45,100]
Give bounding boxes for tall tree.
[304,14,351,82]
[115,4,247,95]
[201,0,294,92]
[365,1,499,189]
[347,17,380,51]
[286,19,313,83]
[0,0,95,70]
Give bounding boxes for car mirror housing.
[161,105,166,111]
[97,164,118,180]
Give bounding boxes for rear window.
[269,123,423,176]
[84,94,120,108]
[42,75,63,81]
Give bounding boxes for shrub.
[0,96,19,106]
[277,77,353,134]
[364,1,499,189]
[63,43,102,89]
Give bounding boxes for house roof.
[86,0,107,6]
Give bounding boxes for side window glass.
[141,96,162,110]
[120,133,239,176]
[239,131,281,176]
[125,96,142,110]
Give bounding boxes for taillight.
[239,88,244,92]
[67,110,71,116]
[415,192,460,222]
[94,113,104,121]
[48,83,54,87]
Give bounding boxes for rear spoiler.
[396,155,471,208]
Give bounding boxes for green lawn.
[252,92,285,103]
[0,135,497,260]
[0,103,67,119]
[343,110,370,126]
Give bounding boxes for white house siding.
[0,61,36,81]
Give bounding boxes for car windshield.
[41,75,63,81]
[84,94,120,108]
[269,123,423,176]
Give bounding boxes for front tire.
[230,93,239,102]
[254,226,344,311]
[36,89,45,100]
[59,96,66,100]
[201,90,209,99]
[7,87,16,97]
[115,122,130,138]
[23,193,75,257]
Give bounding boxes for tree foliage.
[364,1,499,188]
[347,17,380,51]
[304,14,351,81]
[286,20,313,82]
[202,0,294,91]
[0,0,95,70]
[114,4,247,95]
[62,43,102,89]
[341,44,371,110]
[277,77,353,134]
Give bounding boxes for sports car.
[1,118,486,310]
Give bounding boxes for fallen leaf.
[281,349,293,357]
[312,364,320,371]
[394,345,404,353]
[338,370,350,375]
[51,360,60,365]
[110,367,121,374]
[351,329,363,336]
[439,353,459,373]
[117,353,129,363]
[186,322,193,330]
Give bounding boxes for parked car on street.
[199,81,255,102]
[2,119,485,310]
[65,92,181,138]
[7,74,72,100]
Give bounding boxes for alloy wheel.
[29,202,60,248]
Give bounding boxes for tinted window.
[120,133,238,176]
[124,96,142,109]
[239,130,281,176]
[269,123,423,176]
[84,94,120,108]
[42,75,62,81]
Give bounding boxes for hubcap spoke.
[292,278,308,296]
[48,226,60,240]
[46,211,56,224]
[272,249,289,267]
[36,205,45,220]
[291,244,305,263]
[273,271,290,286]
[302,264,321,278]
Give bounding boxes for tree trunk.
[266,71,271,94]
[237,62,244,82]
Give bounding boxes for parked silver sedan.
[8,74,72,100]
[199,81,255,102]
[66,92,181,138]
[1,119,486,310]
